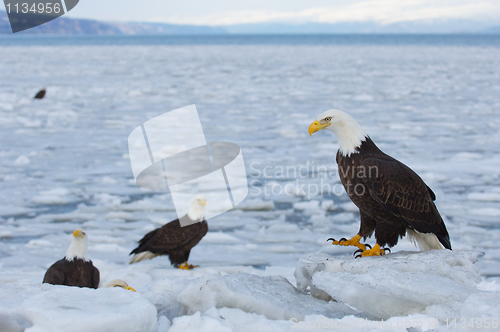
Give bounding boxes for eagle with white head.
[43,229,100,288]
[309,110,451,257]
[130,194,208,269]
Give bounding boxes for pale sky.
[66,0,500,25]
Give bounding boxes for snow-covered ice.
[0,284,157,332]
[1,37,500,331]
[146,273,357,322]
[296,251,500,323]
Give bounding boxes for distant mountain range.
[224,21,500,34]
[0,10,499,35]
[0,10,225,35]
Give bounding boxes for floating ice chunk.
[89,243,129,253]
[93,193,127,207]
[293,200,320,211]
[202,232,241,244]
[17,117,42,127]
[127,90,142,97]
[90,235,127,244]
[122,198,174,211]
[13,155,30,165]
[236,198,275,211]
[470,208,500,217]
[320,200,337,211]
[0,102,14,111]
[102,176,118,184]
[353,94,374,101]
[332,212,357,223]
[314,268,474,319]
[105,212,134,220]
[280,129,299,138]
[0,231,12,238]
[451,152,482,161]
[25,239,57,248]
[294,200,325,217]
[40,211,96,222]
[309,214,330,226]
[148,273,356,322]
[295,250,494,321]
[266,223,300,234]
[419,172,448,184]
[468,192,500,202]
[279,181,307,197]
[340,202,358,212]
[32,188,72,205]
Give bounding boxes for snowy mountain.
[0,10,122,34]
[0,10,226,35]
[1,10,499,34]
[225,20,500,34]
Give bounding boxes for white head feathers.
[103,279,136,292]
[311,109,367,156]
[187,194,207,221]
[65,228,89,262]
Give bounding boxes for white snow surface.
[0,284,157,332]
[1,40,500,331]
[296,250,500,329]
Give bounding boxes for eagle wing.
[132,219,201,255]
[361,157,451,249]
[92,264,100,289]
[42,262,65,285]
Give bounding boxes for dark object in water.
[34,88,46,99]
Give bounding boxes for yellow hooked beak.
[308,120,330,136]
[201,198,207,206]
[126,286,136,292]
[72,229,84,238]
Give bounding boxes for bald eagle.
[103,279,136,292]
[43,229,100,288]
[130,195,207,269]
[34,87,46,99]
[309,110,451,257]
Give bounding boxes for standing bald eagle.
[309,110,451,257]
[43,229,100,288]
[130,195,207,269]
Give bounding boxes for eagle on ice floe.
[309,110,451,257]
[129,195,208,269]
[43,229,100,288]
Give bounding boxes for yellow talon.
[329,234,367,250]
[359,244,386,257]
[176,261,198,270]
[177,262,190,270]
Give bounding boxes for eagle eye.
[324,117,332,122]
